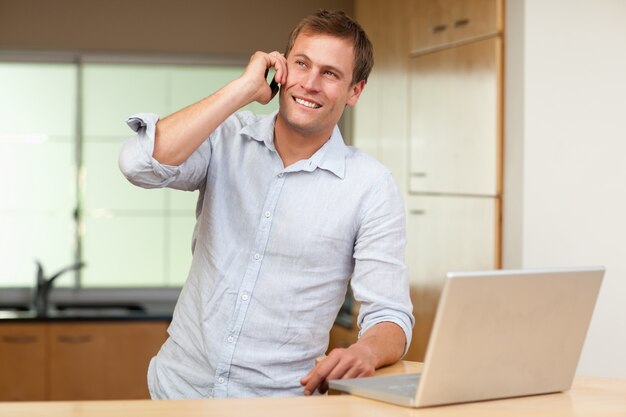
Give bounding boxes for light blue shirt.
[119,111,414,399]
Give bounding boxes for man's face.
[278,32,364,138]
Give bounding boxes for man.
[119,10,413,399]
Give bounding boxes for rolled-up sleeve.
[351,171,415,355]
[118,112,211,191]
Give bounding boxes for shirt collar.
[240,111,348,179]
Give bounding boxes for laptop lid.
[414,266,604,407]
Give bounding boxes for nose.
[301,70,322,92]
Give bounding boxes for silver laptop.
[329,267,605,408]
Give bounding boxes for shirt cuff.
[358,313,414,357]
[125,113,181,180]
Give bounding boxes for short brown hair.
[284,10,374,85]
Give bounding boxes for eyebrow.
[292,52,346,79]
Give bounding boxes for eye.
[324,70,337,78]
[295,60,306,67]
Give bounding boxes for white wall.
[504,0,626,378]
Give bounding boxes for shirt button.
[218,377,225,384]
[254,253,261,260]
[241,294,249,301]
[278,173,284,178]
[264,211,271,218]
[227,336,234,343]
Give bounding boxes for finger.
[302,367,325,396]
[301,355,340,395]
[269,51,288,85]
[343,365,364,380]
[308,354,355,395]
[315,358,352,394]
[325,355,355,382]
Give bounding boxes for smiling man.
[119,10,414,399]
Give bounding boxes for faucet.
[32,260,85,317]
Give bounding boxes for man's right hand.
[241,51,288,105]
[153,50,288,166]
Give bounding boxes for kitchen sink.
[0,303,164,321]
[49,303,148,318]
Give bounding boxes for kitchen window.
[0,55,278,288]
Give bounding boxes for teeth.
[295,97,321,108]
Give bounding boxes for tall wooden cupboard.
[355,0,503,361]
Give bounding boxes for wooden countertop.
[1,362,625,417]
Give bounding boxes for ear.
[346,80,366,108]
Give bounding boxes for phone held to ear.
[269,77,279,97]
[264,67,280,99]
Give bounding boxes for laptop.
[329,266,605,408]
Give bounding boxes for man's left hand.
[300,322,406,395]
[300,344,376,395]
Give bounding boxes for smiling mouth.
[294,97,322,109]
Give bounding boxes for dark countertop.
[0,310,172,322]
[0,287,179,323]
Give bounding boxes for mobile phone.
[265,67,279,99]
[269,77,279,96]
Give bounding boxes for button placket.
[212,173,286,396]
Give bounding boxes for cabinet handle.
[57,335,93,344]
[1,335,37,344]
[410,209,426,216]
[431,24,447,33]
[411,172,427,178]
[453,18,470,28]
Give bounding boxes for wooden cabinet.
[352,0,411,190]
[405,195,499,360]
[49,322,168,400]
[0,324,47,401]
[356,0,503,362]
[49,323,106,400]
[407,0,503,361]
[0,320,168,401]
[410,0,502,52]
[409,37,502,195]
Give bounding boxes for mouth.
[293,96,322,109]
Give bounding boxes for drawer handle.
[453,18,470,28]
[431,24,447,33]
[1,335,37,344]
[410,209,426,215]
[57,335,93,344]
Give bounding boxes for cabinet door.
[49,323,107,400]
[0,324,47,401]
[410,0,502,52]
[99,322,169,400]
[49,321,168,400]
[354,0,411,191]
[409,37,501,196]
[405,195,499,361]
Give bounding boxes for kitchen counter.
[0,361,625,417]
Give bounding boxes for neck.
[274,114,333,168]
